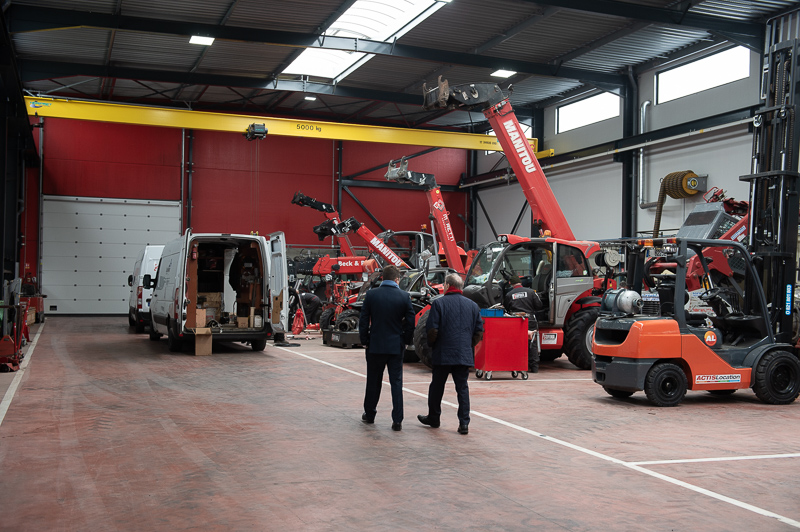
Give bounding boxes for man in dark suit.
[418,273,483,434]
[358,265,415,431]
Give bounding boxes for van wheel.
[644,362,687,407]
[167,323,183,352]
[753,350,800,405]
[251,338,267,351]
[134,311,145,334]
[128,312,136,327]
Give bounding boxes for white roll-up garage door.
[42,196,181,315]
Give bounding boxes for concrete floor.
[1,316,799,531]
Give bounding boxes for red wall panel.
[190,130,335,244]
[22,118,472,270]
[342,140,466,185]
[41,118,182,199]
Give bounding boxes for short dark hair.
[382,265,401,281]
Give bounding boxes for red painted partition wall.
[21,117,470,269]
[190,130,335,242]
[339,140,468,245]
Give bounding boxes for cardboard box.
[197,292,222,305]
[237,317,249,328]
[194,327,212,356]
[195,307,207,326]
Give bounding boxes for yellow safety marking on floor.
[25,96,552,156]
[274,343,800,529]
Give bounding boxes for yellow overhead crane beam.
[24,96,553,157]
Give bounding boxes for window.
[556,245,590,278]
[557,92,620,133]
[282,0,448,81]
[657,46,750,104]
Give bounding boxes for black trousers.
[363,352,404,424]
[427,364,470,426]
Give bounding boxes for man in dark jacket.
[418,273,483,434]
[358,265,415,431]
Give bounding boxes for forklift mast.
[741,21,800,344]
[423,78,575,240]
[384,157,466,275]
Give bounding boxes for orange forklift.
[592,24,800,406]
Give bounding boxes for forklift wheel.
[644,362,687,407]
[753,350,800,405]
[604,387,634,399]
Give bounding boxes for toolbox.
[474,316,529,380]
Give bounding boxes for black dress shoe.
[417,415,440,428]
[361,413,374,424]
[457,424,469,434]
[392,422,402,431]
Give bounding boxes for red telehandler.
[411,78,614,372]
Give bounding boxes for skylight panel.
[282,0,447,81]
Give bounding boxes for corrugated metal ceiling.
[7,0,799,130]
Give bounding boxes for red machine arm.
[384,157,466,275]
[291,191,357,256]
[423,78,575,240]
[320,216,411,270]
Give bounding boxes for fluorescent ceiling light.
[282,0,447,81]
[491,69,516,78]
[304,96,317,101]
[190,36,215,46]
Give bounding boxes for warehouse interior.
[2,0,800,530]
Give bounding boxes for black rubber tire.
[128,312,136,327]
[644,362,687,407]
[707,389,737,396]
[167,322,183,352]
[539,350,561,362]
[251,338,267,351]
[320,308,335,331]
[563,308,599,370]
[35,312,42,324]
[134,311,145,334]
[413,309,433,369]
[149,313,162,341]
[335,309,360,333]
[753,350,800,405]
[604,387,634,399]
[403,347,420,363]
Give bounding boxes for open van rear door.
[268,231,289,334]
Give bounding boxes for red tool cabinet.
[474,316,529,380]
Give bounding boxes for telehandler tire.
[563,308,599,370]
[413,309,433,369]
[753,350,800,405]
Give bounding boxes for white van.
[145,230,288,353]
[127,245,164,333]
